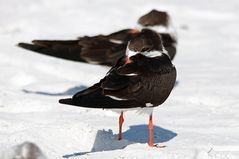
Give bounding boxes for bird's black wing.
[18,29,139,66]
[18,40,85,62]
[59,53,176,109]
[78,36,127,65]
[103,53,177,106]
[59,56,143,108]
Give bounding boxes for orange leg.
[148,114,154,147]
[148,114,166,148]
[118,112,124,140]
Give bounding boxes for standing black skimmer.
[59,29,177,147]
[18,9,177,66]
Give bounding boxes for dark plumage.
[160,33,177,60]
[18,10,177,66]
[138,9,169,27]
[18,29,138,66]
[59,29,176,147]
[60,53,176,109]
[59,29,176,109]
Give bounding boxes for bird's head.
[128,29,163,52]
[138,9,169,27]
[124,29,165,64]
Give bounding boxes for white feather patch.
[146,103,154,107]
[88,61,100,64]
[109,107,154,115]
[106,95,126,101]
[124,73,138,76]
[136,107,154,115]
[135,24,169,33]
[141,20,175,34]
[109,39,124,44]
[140,50,163,58]
[126,45,138,57]
[136,20,178,40]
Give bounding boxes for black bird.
[59,29,177,147]
[18,9,177,66]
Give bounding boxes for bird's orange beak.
[125,56,132,64]
[129,28,140,34]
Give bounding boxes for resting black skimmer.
[18,9,177,66]
[59,29,177,147]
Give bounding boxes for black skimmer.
[59,29,177,147]
[18,9,177,66]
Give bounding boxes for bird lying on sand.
[18,9,177,66]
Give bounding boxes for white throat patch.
[126,45,166,58]
[140,50,163,58]
[126,45,138,57]
[135,20,177,39]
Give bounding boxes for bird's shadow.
[174,80,179,87]
[22,85,87,96]
[63,124,177,158]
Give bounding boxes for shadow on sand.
[22,85,178,157]
[63,124,177,158]
[22,85,87,96]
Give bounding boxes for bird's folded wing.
[107,29,139,41]
[78,29,137,42]
[101,56,141,90]
[101,72,130,90]
[59,78,140,109]
[59,56,146,108]
[18,40,85,62]
[79,37,127,65]
[100,59,142,100]
[18,35,127,66]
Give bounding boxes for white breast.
[107,107,154,116]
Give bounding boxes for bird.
[18,9,177,67]
[59,29,177,147]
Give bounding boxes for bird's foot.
[148,143,166,148]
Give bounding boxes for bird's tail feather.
[18,40,86,62]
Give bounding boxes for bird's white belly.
[106,107,154,115]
